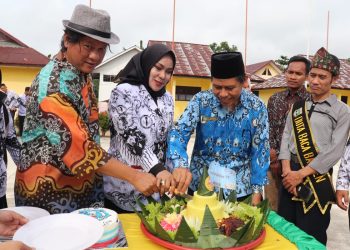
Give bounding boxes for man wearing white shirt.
[18,87,30,136]
[0,84,19,119]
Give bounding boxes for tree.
[209,41,238,53]
[275,55,289,70]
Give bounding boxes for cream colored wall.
[1,66,41,94]
[330,89,350,105]
[255,65,281,80]
[255,88,285,105]
[166,76,211,120]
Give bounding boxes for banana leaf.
[242,194,252,205]
[134,208,157,235]
[154,217,174,242]
[231,217,253,243]
[160,194,170,205]
[199,205,221,236]
[218,188,224,201]
[196,206,225,248]
[147,196,157,204]
[174,217,197,243]
[217,236,238,248]
[134,196,149,216]
[236,218,255,245]
[197,234,230,248]
[253,199,271,239]
[197,167,214,196]
[227,190,237,202]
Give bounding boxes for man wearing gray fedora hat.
[14,4,160,214]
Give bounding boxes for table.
[116,211,324,250]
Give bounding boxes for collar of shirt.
[212,88,250,112]
[312,93,337,106]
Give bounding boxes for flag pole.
[326,10,330,50]
[172,0,176,50]
[244,0,248,66]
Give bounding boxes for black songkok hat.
[211,52,245,79]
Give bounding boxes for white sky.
[1,0,349,64]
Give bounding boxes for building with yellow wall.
[0,28,48,94]
[149,40,212,120]
[166,76,211,120]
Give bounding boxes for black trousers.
[0,195,8,209]
[18,115,25,136]
[277,162,330,245]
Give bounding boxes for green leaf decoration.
[135,209,157,235]
[197,234,228,248]
[175,241,199,248]
[217,236,238,248]
[154,217,174,242]
[253,199,271,239]
[218,188,224,201]
[199,205,221,236]
[231,217,253,242]
[175,195,187,203]
[227,190,237,202]
[237,218,255,245]
[160,194,170,205]
[134,196,149,216]
[242,194,252,205]
[146,196,157,204]
[197,206,227,248]
[174,217,197,243]
[197,166,214,196]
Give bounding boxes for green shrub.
[98,111,110,136]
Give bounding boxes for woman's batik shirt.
[104,83,174,211]
[0,105,20,198]
[336,142,350,191]
[167,89,269,197]
[15,59,111,214]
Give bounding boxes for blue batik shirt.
[167,89,269,198]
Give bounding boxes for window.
[341,96,348,104]
[91,73,100,80]
[103,74,118,82]
[262,68,272,76]
[175,86,201,101]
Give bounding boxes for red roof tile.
[252,58,350,90]
[0,28,48,67]
[246,60,274,74]
[148,40,212,77]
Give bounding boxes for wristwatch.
[252,185,263,195]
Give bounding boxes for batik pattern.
[267,87,310,154]
[4,91,19,110]
[104,84,174,211]
[15,59,111,214]
[336,142,350,190]
[0,105,20,198]
[167,89,269,197]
